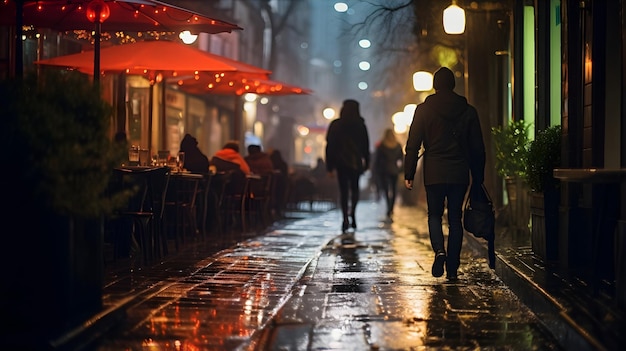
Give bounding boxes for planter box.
[530,189,559,262]
[5,212,104,348]
[505,176,530,230]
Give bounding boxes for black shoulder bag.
[463,184,496,268]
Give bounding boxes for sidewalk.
[52,199,623,350]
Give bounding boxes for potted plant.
[491,119,531,179]
[491,119,531,229]
[0,69,129,346]
[525,125,561,262]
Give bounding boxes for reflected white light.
[323,107,336,120]
[244,93,257,102]
[334,2,348,12]
[359,39,371,48]
[358,81,368,90]
[413,71,433,91]
[330,328,343,339]
[260,97,269,104]
[443,3,466,34]
[358,61,370,71]
[179,30,198,44]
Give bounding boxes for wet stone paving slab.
[91,202,563,350]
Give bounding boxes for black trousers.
[336,167,361,223]
[425,183,468,275]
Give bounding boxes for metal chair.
[207,171,232,237]
[247,173,273,229]
[112,166,170,266]
[165,172,202,250]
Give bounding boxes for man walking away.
[404,67,486,280]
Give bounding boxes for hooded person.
[325,99,370,232]
[179,133,210,174]
[404,66,486,280]
[210,140,251,175]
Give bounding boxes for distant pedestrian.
[326,99,371,232]
[404,67,486,280]
[310,157,327,180]
[374,128,404,219]
[269,148,289,177]
[269,148,289,218]
[180,133,210,174]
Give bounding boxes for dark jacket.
[375,142,404,176]
[404,90,485,186]
[269,150,288,177]
[325,107,370,174]
[245,151,274,175]
[180,133,210,174]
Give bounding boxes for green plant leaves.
[525,125,561,192]
[491,119,531,178]
[2,70,130,218]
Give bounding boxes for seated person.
[244,144,274,175]
[269,148,289,178]
[179,133,210,174]
[210,140,251,175]
[310,157,327,179]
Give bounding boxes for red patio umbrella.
[1,0,242,78]
[34,39,245,77]
[0,0,241,33]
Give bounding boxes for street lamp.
[443,1,466,34]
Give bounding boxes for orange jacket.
[212,148,251,175]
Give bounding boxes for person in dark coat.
[268,148,289,218]
[244,144,274,175]
[374,128,404,219]
[269,149,288,177]
[404,67,486,280]
[179,133,209,174]
[325,99,371,232]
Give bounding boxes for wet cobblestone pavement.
[86,200,563,350]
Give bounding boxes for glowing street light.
[323,107,336,120]
[413,71,433,91]
[179,30,198,44]
[443,1,466,34]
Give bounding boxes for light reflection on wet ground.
[91,201,563,350]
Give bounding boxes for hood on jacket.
[423,90,468,120]
[180,133,198,150]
